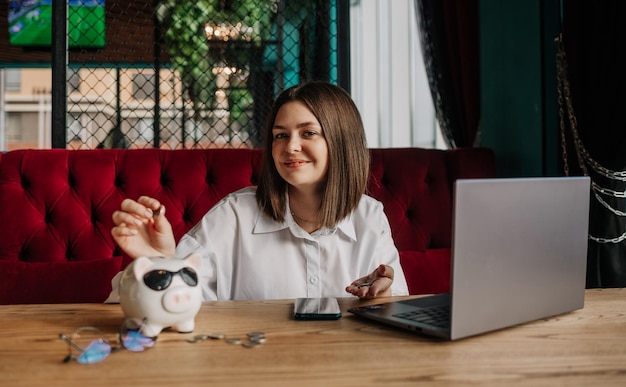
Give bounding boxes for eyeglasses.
[143,267,198,291]
[59,318,156,364]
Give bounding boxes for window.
[5,69,21,92]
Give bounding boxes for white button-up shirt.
[176,187,408,300]
[107,187,408,302]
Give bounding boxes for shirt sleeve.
[176,234,218,301]
[374,205,410,296]
[173,188,255,301]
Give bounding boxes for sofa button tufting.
[20,176,30,190]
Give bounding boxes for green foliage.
[156,0,276,119]
[227,87,254,127]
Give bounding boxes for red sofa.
[0,147,495,304]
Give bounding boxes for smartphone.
[293,297,342,320]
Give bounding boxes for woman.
[109,81,408,301]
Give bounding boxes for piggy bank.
[119,253,202,337]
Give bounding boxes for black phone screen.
[293,297,342,320]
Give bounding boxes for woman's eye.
[274,133,287,139]
[303,130,318,137]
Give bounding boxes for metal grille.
[61,0,341,150]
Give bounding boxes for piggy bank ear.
[132,257,155,280]
[182,253,202,270]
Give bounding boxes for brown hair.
[256,81,370,227]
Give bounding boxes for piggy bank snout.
[162,286,199,313]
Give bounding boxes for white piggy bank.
[119,253,203,337]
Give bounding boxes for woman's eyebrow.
[296,121,321,128]
[273,121,320,130]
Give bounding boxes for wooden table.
[1,289,625,386]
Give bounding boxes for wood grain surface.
[1,289,625,386]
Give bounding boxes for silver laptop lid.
[449,177,590,340]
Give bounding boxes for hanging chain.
[555,34,626,244]
[556,35,570,177]
[594,191,626,216]
[556,35,588,176]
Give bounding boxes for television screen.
[8,0,106,48]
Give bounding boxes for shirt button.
[309,276,319,284]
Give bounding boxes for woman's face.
[271,101,329,192]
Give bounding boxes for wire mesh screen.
[61,0,340,150]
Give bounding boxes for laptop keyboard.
[393,304,450,329]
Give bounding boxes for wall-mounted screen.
[8,0,106,48]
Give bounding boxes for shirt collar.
[253,211,289,234]
[335,214,357,241]
[252,193,357,241]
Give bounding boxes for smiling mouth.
[284,160,309,168]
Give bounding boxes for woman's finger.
[120,198,153,219]
[111,223,138,237]
[112,210,143,227]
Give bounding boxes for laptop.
[349,176,591,340]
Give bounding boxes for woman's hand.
[345,264,394,299]
[111,196,176,259]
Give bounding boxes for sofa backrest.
[0,147,495,303]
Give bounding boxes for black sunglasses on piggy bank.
[143,267,198,291]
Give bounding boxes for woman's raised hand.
[111,196,176,259]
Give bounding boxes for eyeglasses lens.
[62,327,112,364]
[120,320,156,352]
[77,340,112,364]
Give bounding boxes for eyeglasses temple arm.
[58,333,85,352]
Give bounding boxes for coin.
[242,341,261,348]
[226,337,242,344]
[248,335,266,343]
[208,333,225,339]
[186,334,209,343]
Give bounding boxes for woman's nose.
[287,135,301,152]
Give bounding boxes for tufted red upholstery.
[0,147,494,303]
